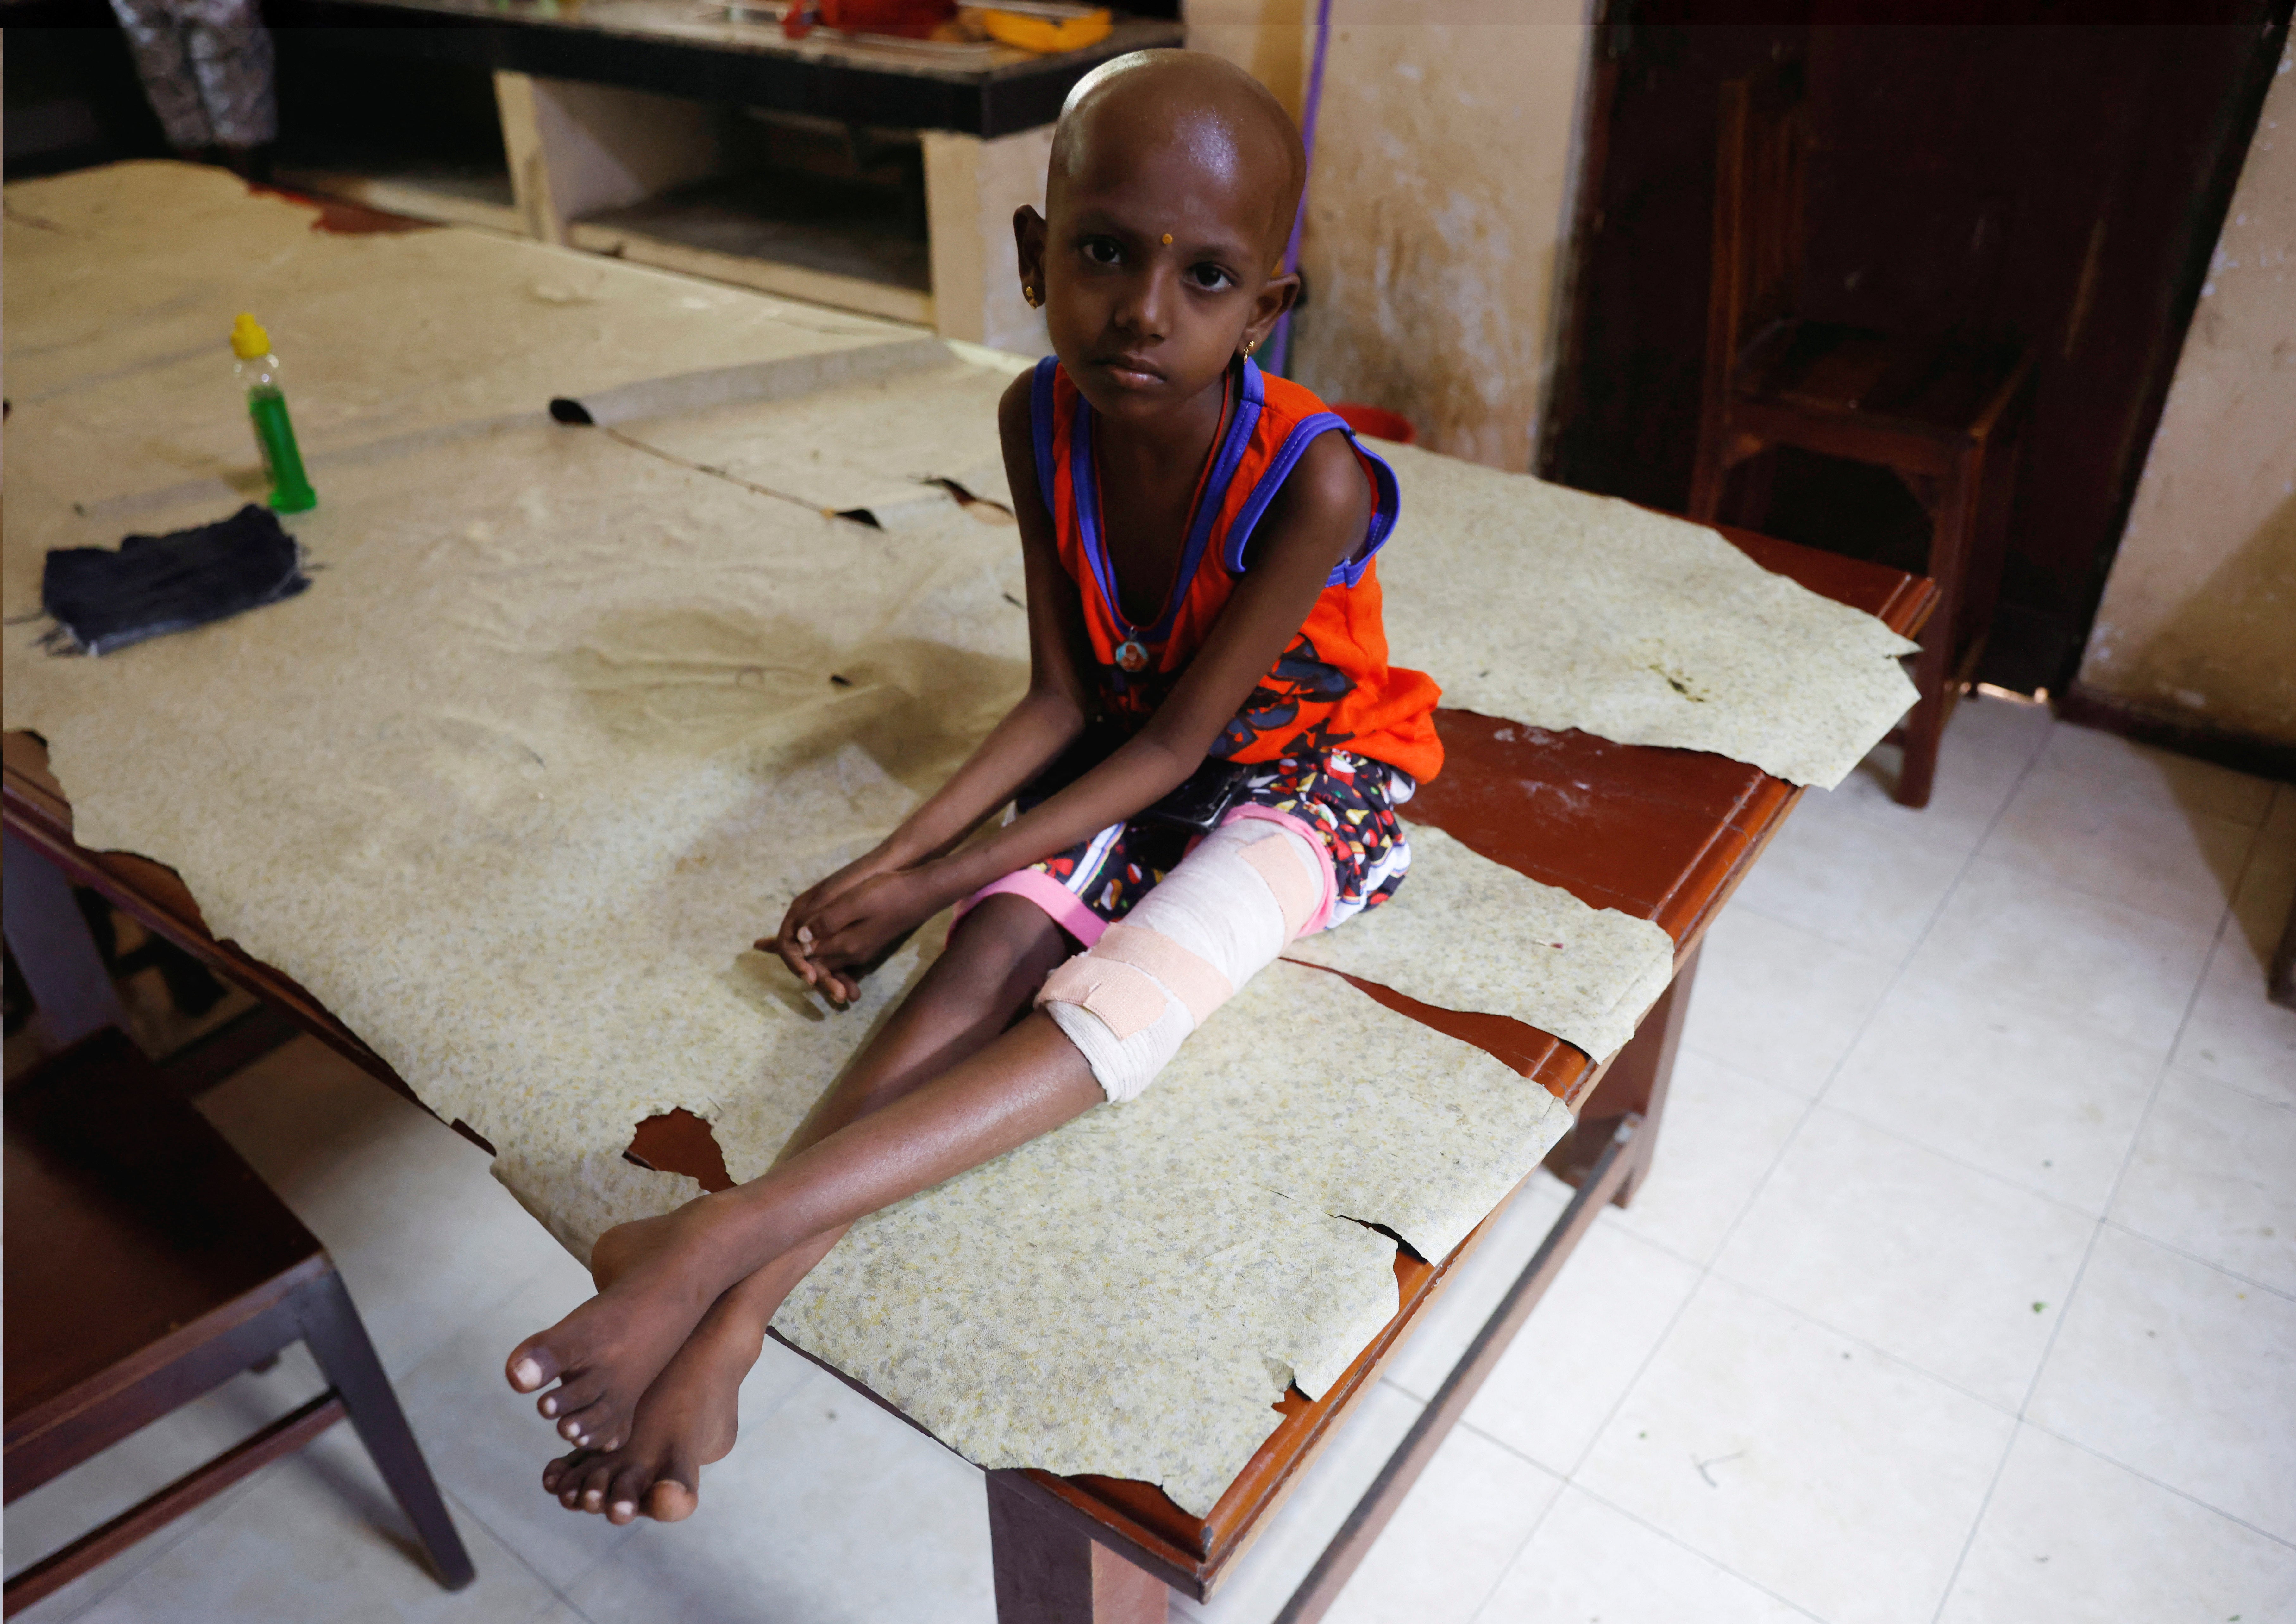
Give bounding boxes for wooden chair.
[3,1028,474,1615]
[1687,57,2035,808]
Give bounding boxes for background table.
[279,0,1185,137]
[261,3,1181,340]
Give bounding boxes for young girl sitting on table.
[508,46,1444,1525]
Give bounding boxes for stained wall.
[1185,0,1311,123]
[2074,48,2296,746]
[1189,2,1593,471]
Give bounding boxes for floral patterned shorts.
[963,749,1415,948]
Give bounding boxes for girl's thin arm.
[883,377,1104,862]
[769,375,1094,993]
[870,521,1094,869]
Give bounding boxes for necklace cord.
[1092,365,1236,639]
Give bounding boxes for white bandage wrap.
[1038,819,1327,1103]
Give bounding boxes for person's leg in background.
[107,0,214,158]
[106,0,275,176]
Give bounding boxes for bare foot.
[505,1202,737,1453]
[538,1288,764,1525]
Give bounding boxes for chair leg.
[1957,410,2026,671]
[1725,446,1778,531]
[1896,457,1980,809]
[293,1271,476,1590]
[1687,452,1727,524]
[1688,407,1745,524]
[2,828,127,1047]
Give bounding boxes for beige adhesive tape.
[1092,923,1233,1027]
[1039,955,1171,1042]
[1240,831,1321,940]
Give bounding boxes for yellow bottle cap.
[230,312,271,360]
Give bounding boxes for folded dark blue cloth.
[41,505,310,656]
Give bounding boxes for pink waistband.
[952,868,1108,948]
[953,802,1342,948]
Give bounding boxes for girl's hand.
[775,868,945,1004]
[763,849,904,1000]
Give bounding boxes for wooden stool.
[2,1029,474,1615]
[1687,57,2034,808]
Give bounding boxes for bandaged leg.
[1036,819,1327,1103]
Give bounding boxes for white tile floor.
[7,696,2294,1623]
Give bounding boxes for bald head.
[1049,50,1306,266]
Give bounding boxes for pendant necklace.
[1104,369,1233,678]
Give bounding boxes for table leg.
[3,826,126,1047]
[2268,883,2296,1011]
[985,1472,1168,1624]
[494,71,718,249]
[920,127,1056,354]
[1277,1118,1639,1624]
[1544,941,1699,1207]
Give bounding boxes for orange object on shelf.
[972,4,1111,53]
[818,0,955,28]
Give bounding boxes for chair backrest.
[1704,56,1810,401]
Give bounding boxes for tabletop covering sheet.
[1372,442,1920,789]
[3,163,1909,1512]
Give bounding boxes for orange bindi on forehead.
[1049,52,1308,264]
[1060,128,1287,261]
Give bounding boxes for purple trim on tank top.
[1068,360,1262,646]
[1220,414,1402,587]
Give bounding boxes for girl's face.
[1015,127,1298,430]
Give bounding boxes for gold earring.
[1024,284,1038,307]
[1244,337,1259,356]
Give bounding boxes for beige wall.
[1190,2,1593,471]
[2075,47,2296,746]
[1186,0,1310,122]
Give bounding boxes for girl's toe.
[645,1451,702,1523]
[506,1337,564,1394]
[581,1458,623,1512]
[538,1368,608,1424]
[605,1463,653,1525]
[556,1399,614,1445]
[560,1400,630,1449]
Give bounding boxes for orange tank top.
[1030,356,1444,784]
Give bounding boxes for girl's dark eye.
[1082,238,1122,267]
[1187,264,1234,292]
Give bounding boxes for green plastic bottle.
[230,312,317,514]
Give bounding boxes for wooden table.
[2,531,1933,1623]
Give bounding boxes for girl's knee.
[944,894,1074,1001]
[1036,820,1324,1103]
